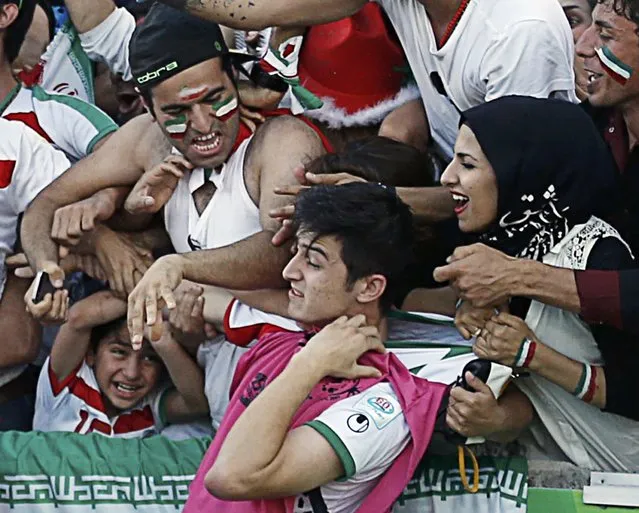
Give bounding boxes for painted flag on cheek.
[596,46,634,85]
[164,114,188,140]
[211,96,238,123]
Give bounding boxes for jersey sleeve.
[7,122,70,214]
[79,7,135,81]
[32,86,118,159]
[305,383,410,480]
[480,19,577,103]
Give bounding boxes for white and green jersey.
[32,8,136,102]
[0,118,70,388]
[302,382,410,513]
[0,83,117,162]
[36,21,96,103]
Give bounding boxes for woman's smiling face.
[441,124,499,234]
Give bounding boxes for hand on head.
[269,165,366,246]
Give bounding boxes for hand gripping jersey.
[184,330,448,513]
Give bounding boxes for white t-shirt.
[374,0,577,160]
[1,84,117,162]
[35,21,94,103]
[301,383,410,513]
[34,357,169,438]
[78,7,136,81]
[0,119,70,388]
[0,118,70,299]
[32,9,136,103]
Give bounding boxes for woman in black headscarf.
[441,96,639,472]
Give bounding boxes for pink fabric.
[184,331,447,513]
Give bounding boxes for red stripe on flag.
[0,160,16,188]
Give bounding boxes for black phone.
[31,271,61,304]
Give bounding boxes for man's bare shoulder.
[113,114,173,169]
[248,115,323,161]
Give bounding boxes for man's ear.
[0,3,19,30]
[137,90,156,118]
[355,274,387,305]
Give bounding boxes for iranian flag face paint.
[210,95,238,122]
[164,114,188,140]
[596,46,634,85]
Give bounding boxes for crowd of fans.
[0,0,638,510]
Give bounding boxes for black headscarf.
[461,96,620,260]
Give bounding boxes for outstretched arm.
[155,0,366,30]
[21,115,168,273]
[150,326,209,423]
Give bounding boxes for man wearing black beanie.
[20,4,328,340]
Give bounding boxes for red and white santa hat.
[296,3,420,129]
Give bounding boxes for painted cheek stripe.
[164,114,188,139]
[178,86,209,102]
[596,46,633,85]
[213,96,238,122]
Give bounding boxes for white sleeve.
[480,19,578,103]
[8,125,70,215]
[79,7,135,81]
[306,383,410,480]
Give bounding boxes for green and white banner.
[0,432,528,512]
[0,432,207,511]
[395,454,528,513]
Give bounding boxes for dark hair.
[90,317,127,352]
[604,0,639,31]
[306,136,434,187]
[1,0,36,62]
[140,54,236,118]
[588,0,597,8]
[36,0,55,42]
[293,183,415,311]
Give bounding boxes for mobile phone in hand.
[31,271,61,304]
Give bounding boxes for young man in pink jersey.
[33,289,209,437]
[184,183,533,513]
